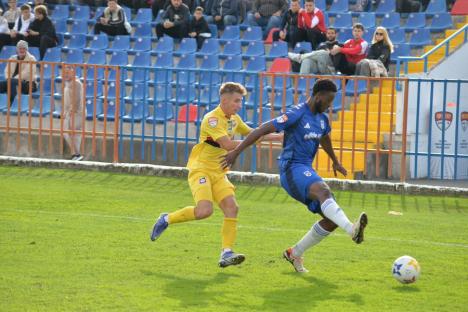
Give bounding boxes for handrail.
[396,23,468,76]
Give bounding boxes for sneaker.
[351,212,368,244]
[288,52,302,64]
[218,251,245,268]
[283,247,309,273]
[74,154,84,161]
[150,213,169,241]
[71,154,78,160]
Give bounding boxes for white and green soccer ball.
[392,255,421,284]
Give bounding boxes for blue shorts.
[279,162,323,214]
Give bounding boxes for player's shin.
[168,206,196,224]
[320,198,353,236]
[292,221,330,257]
[221,217,237,252]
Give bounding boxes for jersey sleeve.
[323,114,331,136]
[201,115,227,141]
[271,104,304,132]
[234,115,252,136]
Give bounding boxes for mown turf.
[0,165,467,312]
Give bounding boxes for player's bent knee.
[195,201,213,219]
[309,182,332,202]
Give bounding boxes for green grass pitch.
[0,165,467,311]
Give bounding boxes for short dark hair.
[20,4,31,11]
[220,82,247,96]
[195,6,203,12]
[312,79,337,96]
[327,27,336,33]
[353,23,364,31]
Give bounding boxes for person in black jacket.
[355,26,393,77]
[155,0,190,39]
[206,0,240,29]
[24,5,56,60]
[188,6,210,50]
[272,0,300,48]
[94,0,131,36]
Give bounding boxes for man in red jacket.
[297,0,326,50]
[330,23,368,75]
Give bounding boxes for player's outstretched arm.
[320,134,347,177]
[221,121,276,169]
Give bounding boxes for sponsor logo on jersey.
[304,122,310,129]
[304,170,312,177]
[199,177,206,184]
[276,114,288,123]
[320,119,325,130]
[304,132,321,140]
[208,117,218,128]
[461,111,468,132]
[435,111,453,131]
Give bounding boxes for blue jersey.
[272,102,331,167]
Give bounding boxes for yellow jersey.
[187,105,251,172]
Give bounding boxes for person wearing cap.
[0,39,37,105]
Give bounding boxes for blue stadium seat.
[107,35,131,53]
[404,13,426,32]
[85,98,103,120]
[331,91,343,112]
[293,41,312,53]
[97,98,125,121]
[170,85,197,105]
[268,75,292,91]
[64,49,84,64]
[363,27,376,43]
[126,51,151,84]
[151,52,173,85]
[243,41,265,58]
[219,25,240,44]
[129,36,152,54]
[345,79,367,96]
[173,54,197,85]
[244,88,269,109]
[337,28,353,42]
[62,34,87,52]
[107,51,128,81]
[151,35,174,55]
[71,5,90,21]
[86,50,106,80]
[425,0,447,15]
[28,47,40,60]
[391,43,411,62]
[146,102,174,124]
[43,47,62,62]
[241,26,263,44]
[381,13,401,29]
[0,46,16,59]
[195,38,220,57]
[244,56,267,89]
[333,13,353,29]
[266,41,288,61]
[52,18,68,35]
[133,23,153,37]
[173,38,197,57]
[197,86,220,106]
[131,8,153,26]
[409,29,432,48]
[315,0,327,10]
[152,9,165,26]
[85,80,103,99]
[151,84,172,103]
[198,56,221,87]
[220,40,242,58]
[30,96,52,116]
[89,6,106,26]
[429,13,453,32]
[51,4,69,20]
[122,100,150,122]
[36,78,53,96]
[208,24,218,38]
[0,94,7,111]
[375,0,396,17]
[297,76,316,94]
[125,83,150,102]
[387,28,406,44]
[65,20,88,36]
[3,96,29,115]
[83,34,108,52]
[222,55,243,83]
[358,12,376,29]
[269,88,295,110]
[328,0,349,15]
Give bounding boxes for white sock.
[321,198,353,236]
[222,248,232,254]
[292,221,330,257]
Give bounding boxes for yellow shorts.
[188,169,235,205]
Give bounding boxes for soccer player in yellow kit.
[150,82,280,267]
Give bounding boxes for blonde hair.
[219,82,247,96]
[372,26,394,53]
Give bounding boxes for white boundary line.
[0,156,467,196]
[3,208,468,250]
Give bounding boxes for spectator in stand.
[272,0,300,48]
[152,0,167,18]
[155,0,190,39]
[94,0,131,36]
[297,0,326,50]
[0,4,34,49]
[25,5,57,60]
[119,0,149,10]
[247,0,288,39]
[4,0,21,29]
[288,27,341,74]
[329,23,368,76]
[0,40,37,105]
[62,64,86,161]
[27,0,45,10]
[163,0,196,13]
[206,0,241,29]
[0,8,10,50]
[356,26,393,77]
[188,6,210,50]
[396,0,421,13]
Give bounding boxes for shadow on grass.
[392,285,420,293]
[260,273,364,311]
[141,271,242,308]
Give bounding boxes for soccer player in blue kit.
[221,79,368,273]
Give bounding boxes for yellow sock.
[168,206,196,224]
[221,218,238,250]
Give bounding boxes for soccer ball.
[392,255,421,284]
